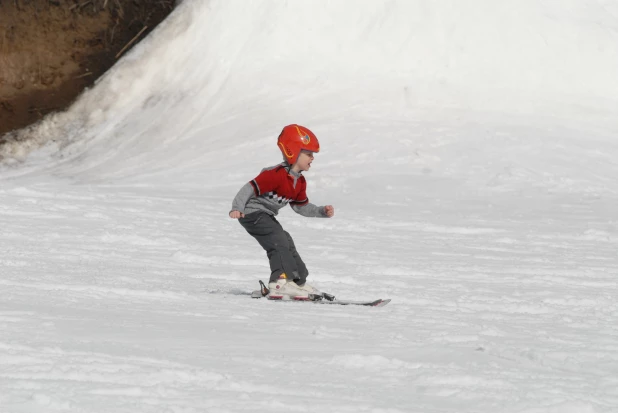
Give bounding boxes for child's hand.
[324,205,335,217]
[229,210,245,219]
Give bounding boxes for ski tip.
[372,299,391,307]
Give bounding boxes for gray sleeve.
[291,202,328,218]
[231,183,255,213]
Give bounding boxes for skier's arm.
[230,182,254,215]
[289,177,332,218]
[291,202,331,218]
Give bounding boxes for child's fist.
[323,205,335,217]
[229,210,245,219]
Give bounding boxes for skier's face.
[295,151,314,172]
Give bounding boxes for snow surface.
[1,1,618,412]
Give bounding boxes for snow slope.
[1,1,618,412]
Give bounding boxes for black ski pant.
[239,212,308,284]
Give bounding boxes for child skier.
[229,124,335,299]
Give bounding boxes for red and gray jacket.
[231,163,328,217]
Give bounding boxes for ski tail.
[251,280,269,298]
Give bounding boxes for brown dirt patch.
[0,0,175,140]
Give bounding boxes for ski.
[250,280,391,307]
[316,298,391,307]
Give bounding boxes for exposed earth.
[0,0,175,141]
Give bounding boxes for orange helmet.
[277,124,320,164]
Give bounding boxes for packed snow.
[1,1,618,412]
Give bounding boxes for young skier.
[229,124,335,299]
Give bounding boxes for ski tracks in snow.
[1,182,618,412]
